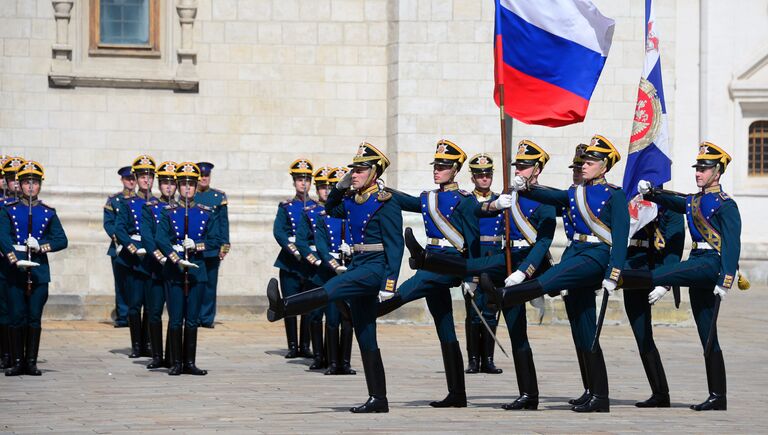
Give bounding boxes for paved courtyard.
[1,287,766,434]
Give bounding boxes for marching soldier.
[103,166,135,328]
[266,143,409,413]
[114,155,158,358]
[403,141,557,410]
[376,139,478,408]
[623,142,743,411]
[462,153,503,376]
[1,161,68,376]
[0,156,24,370]
[195,162,230,329]
[478,135,629,413]
[139,161,179,369]
[272,158,317,359]
[156,162,217,376]
[312,167,356,375]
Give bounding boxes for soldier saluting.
[622,142,743,411]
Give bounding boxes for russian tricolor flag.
[494,0,615,127]
[622,0,671,199]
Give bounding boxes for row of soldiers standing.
[267,137,742,413]
[102,156,230,375]
[0,156,68,376]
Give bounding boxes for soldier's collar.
[440,182,459,192]
[198,185,209,193]
[179,200,196,208]
[293,193,310,203]
[585,177,606,186]
[703,184,722,194]
[473,188,491,199]
[122,188,135,198]
[159,195,175,204]
[20,197,41,206]
[354,184,379,204]
[137,190,153,200]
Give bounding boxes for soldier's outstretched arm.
[325,186,347,218]
[645,191,686,214]
[605,188,630,281]
[520,185,570,208]
[517,204,556,278]
[713,201,741,289]
[40,214,68,253]
[391,189,421,213]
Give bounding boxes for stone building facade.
[1,0,766,320]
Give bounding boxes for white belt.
[353,243,384,253]
[13,244,26,252]
[288,236,296,243]
[130,234,142,242]
[629,239,650,248]
[509,238,529,247]
[692,242,714,250]
[573,233,601,244]
[480,235,503,243]
[427,238,454,248]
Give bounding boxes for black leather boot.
[405,227,469,275]
[636,348,670,407]
[350,349,388,413]
[502,348,539,410]
[24,326,42,376]
[146,321,165,369]
[376,294,404,318]
[430,341,467,408]
[168,327,183,376]
[0,324,10,369]
[284,317,299,359]
[182,326,207,375]
[162,323,171,368]
[128,313,142,358]
[480,325,503,374]
[4,327,25,376]
[324,325,340,375]
[298,315,313,358]
[309,321,326,370]
[140,311,151,357]
[339,320,356,375]
[267,279,330,322]
[573,348,610,412]
[464,323,480,374]
[619,269,653,290]
[691,350,727,411]
[480,274,544,310]
[569,349,591,406]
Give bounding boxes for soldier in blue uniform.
[266,143,408,413]
[622,142,743,411]
[375,139,478,409]
[139,161,179,369]
[156,162,217,376]
[461,153,502,376]
[114,155,158,359]
[479,135,629,413]
[311,167,356,375]
[195,162,229,329]
[402,141,557,411]
[621,191,685,408]
[272,159,317,359]
[103,166,135,328]
[1,161,68,376]
[0,156,24,370]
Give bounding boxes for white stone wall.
[0,0,766,304]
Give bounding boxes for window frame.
[748,120,768,177]
[89,0,161,58]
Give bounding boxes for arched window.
[749,121,768,175]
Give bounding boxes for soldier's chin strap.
[362,164,379,191]
[701,164,721,191]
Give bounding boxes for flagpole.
[498,84,513,275]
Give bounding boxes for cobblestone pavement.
[1,287,766,434]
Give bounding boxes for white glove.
[378,290,396,302]
[339,242,352,257]
[714,285,728,301]
[115,245,123,254]
[337,171,353,189]
[511,175,527,192]
[505,270,526,287]
[334,265,347,275]
[493,194,514,210]
[313,259,322,266]
[159,257,168,265]
[26,237,40,252]
[16,259,40,268]
[637,180,652,195]
[183,237,195,250]
[292,250,301,260]
[177,259,199,270]
[648,286,669,305]
[135,248,147,257]
[461,282,476,297]
[597,279,617,296]
[560,289,569,297]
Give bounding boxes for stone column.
[175,0,198,90]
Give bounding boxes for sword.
[704,297,721,357]
[590,289,610,353]
[468,293,509,359]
